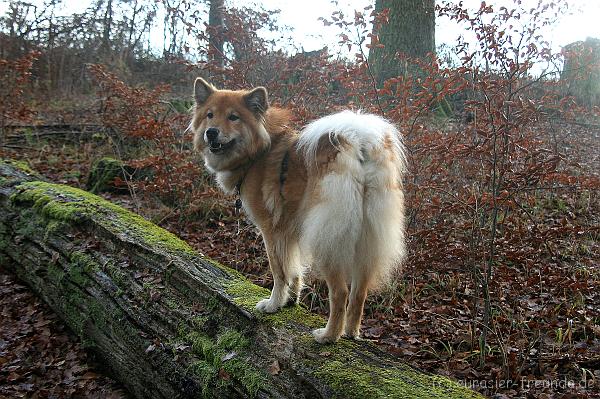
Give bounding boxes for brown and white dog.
[191,78,406,343]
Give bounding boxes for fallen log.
[0,159,483,399]
[1,124,105,141]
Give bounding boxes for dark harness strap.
[234,165,250,216]
[233,150,290,215]
[279,150,290,198]
[234,182,243,215]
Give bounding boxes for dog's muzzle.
[205,128,235,154]
[205,127,219,142]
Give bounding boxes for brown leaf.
[268,360,280,375]
[218,368,230,380]
[81,371,100,379]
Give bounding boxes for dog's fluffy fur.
[191,78,406,343]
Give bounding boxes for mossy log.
[0,160,483,399]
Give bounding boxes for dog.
[191,78,406,343]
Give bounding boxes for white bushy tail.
[297,110,406,175]
[297,110,407,287]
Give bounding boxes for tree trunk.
[561,37,600,107]
[208,0,225,67]
[368,0,436,86]
[0,159,483,399]
[101,0,114,55]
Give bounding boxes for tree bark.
[101,0,114,55]
[368,0,436,86]
[208,0,225,67]
[0,159,483,399]
[561,37,600,107]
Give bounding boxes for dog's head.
[191,78,271,172]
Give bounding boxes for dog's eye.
[228,114,239,121]
[207,112,213,119]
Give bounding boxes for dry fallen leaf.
[268,360,280,375]
[218,368,231,380]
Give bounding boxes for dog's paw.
[343,332,363,341]
[283,296,301,308]
[343,328,362,340]
[312,328,339,344]
[255,298,281,313]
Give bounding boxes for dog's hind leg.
[344,272,370,339]
[290,274,303,305]
[312,271,349,343]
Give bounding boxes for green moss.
[6,160,37,176]
[11,181,195,255]
[191,315,209,329]
[295,336,484,399]
[222,357,265,397]
[216,329,249,350]
[206,257,323,328]
[0,159,42,186]
[68,264,88,287]
[188,331,216,361]
[87,297,108,331]
[61,288,115,349]
[313,358,483,399]
[66,251,99,287]
[64,291,87,336]
[226,276,325,329]
[225,277,271,308]
[165,298,180,310]
[14,209,39,237]
[44,220,67,240]
[70,251,99,272]
[205,295,221,312]
[182,328,265,397]
[47,262,65,283]
[101,259,128,291]
[87,157,124,194]
[190,359,217,397]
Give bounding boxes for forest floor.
[0,109,599,399]
[0,264,128,398]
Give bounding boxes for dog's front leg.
[255,237,289,313]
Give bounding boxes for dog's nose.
[206,128,219,142]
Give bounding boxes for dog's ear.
[244,86,269,115]
[194,77,215,105]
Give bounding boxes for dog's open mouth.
[208,139,235,154]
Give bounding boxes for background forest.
[0,0,599,398]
